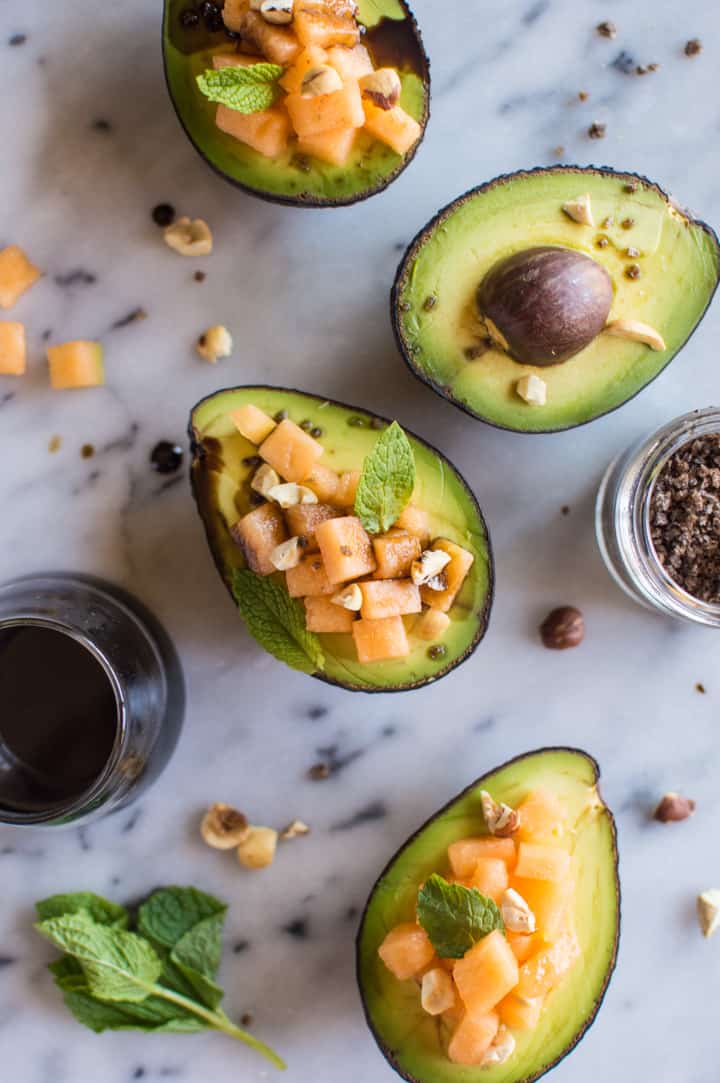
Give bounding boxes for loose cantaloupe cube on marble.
[352,614,409,663]
[315,516,376,583]
[286,79,364,138]
[230,404,276,445]
[285,554,335,597]
[304,595,355,634]
[298,125,357,166]
[377,923,434,981]
[447,1012,499,1067]
[0,246,41,310]
[231,503,287,575]
[363,100,422,156]
[359,579,421,621]
[448,837,517,879]
[372,530,421,580]
[47,341,104,390]
[260,418,324,482]
[0,322,27,375]
[420,539,474,612]
[514,843,571,883]
[453,930,519,1017]
[335,469,361,507]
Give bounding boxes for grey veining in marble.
[2,1,720,1080]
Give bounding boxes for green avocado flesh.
[357,748,619,1082]
[394,167,720,431]
[163,0,429,207]
[190,387,493,692]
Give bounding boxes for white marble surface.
[2,0,720,1080]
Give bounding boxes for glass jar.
[0,573,185,828]
[596,407,720,627]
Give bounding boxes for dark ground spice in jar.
[649,435,720,603]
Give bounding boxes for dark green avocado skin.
[162,0,431,208]
[392,164,720,433]
[188,385,494,694]
[356,747,621,1082]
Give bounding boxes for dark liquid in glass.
[0,626,118,812]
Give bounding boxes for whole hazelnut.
[540,606,584,649]
[653,792,696,823]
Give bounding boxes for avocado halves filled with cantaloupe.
[189,387,493,692]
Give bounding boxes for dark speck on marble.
[111,307,148,330]
[331,800,388,832]
[611,50,637,74]
[9,33,27,46]
[0,392,15,407]
[381,724,397,738]
[122,808,143,833]
[92,118,112,132]
[42,329,52,341]
[315,743,364,776]
[522,1,548,25]
[132,1070,146,1081]
[54,269,97,288]
[77,827,91,852]
[307,705,329,720]
[283,918,309,939]
[345,905,358,922]
[474,717,495,733]
[0,956,17,968]
[233,939,250,954]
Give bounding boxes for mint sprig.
[35,887,286,1069]
[354,421,415,535]
[197,63,284,114]
[417,873,505,959]
[232,569,325,675]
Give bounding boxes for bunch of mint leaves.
[35,887,285,1069]
[417,874,504,958]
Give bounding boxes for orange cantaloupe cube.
[216,104,292,159]
[514,843,571,883]
[0,322,27,375]
[286,80,364,137]
[372,530,421,579]
[304,595,355,633]
[453,930,519,1017]
[413,608,451,642]
[298,125,357,166]
[352,615,409,663]
[47,341,105,390]
[285,503,339,549]
[359,579,421,621]
[498,993,544,1031]
[511,876,568,943]
[377,923,434,981]
[304,463,340,502]
[517,927,581,999]
[335,469,361,507]
[0,246,41,310]
[230,10,301,65]
[285,554,335,597]
[420,539,474,612]
[469,857,509,903]
[395,504,430,543]
[221,0,251,31]
[315,516,376,583]
[327,43,373,80]
[279,44,329,94]
[259,419,324,482]
[516,789,566,844]
[363,100,422,156]
[293,2,360,49]
[447,1012,499,1067]
[231,503,287,575]
[230,403,276,445]
[447,837,517,879]
[506,932,540,964]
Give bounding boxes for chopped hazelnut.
[164,216,213,256]
[480,790,519,837]
[516,373,547,406]
[698,890,720,938]
[196,325,233,363]
[540,606,584,649]
[237,826,278,869]
[200,803,250,849]
[653,793,696,823]
[280,819,311,840]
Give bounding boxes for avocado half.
[357,747,620,1082]
[189,387,493,692]
[163,0,430,207]
[392,166,720,432]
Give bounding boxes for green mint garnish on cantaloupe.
[196,64,284,115]
[35,887,286,1069]
[232,569,325,674]
[354,421,416,535]
[417,874,505,959]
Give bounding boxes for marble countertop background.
[2,1,720,1080]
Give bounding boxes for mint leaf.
[37,893,129,928]
[354,421,415,535]
[232,569,325,675]
[197,64,283,114]
[137,887,226,954]
[417,874,504,959]
[37,913,163,1002]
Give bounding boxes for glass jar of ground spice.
[596,408,720,626]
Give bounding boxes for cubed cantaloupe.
[447,1012,499,1067]
[469,857,509,903]
[359,579,421,621]
[0,322,26,375]
[514,843,571,883]
[395,504,430,543]
[315,516,376,583]
[233,10,301,65]
[216,104,292,159]
[516,927,581,999]
[298,125,357,166]
[516,789,566,844]
[304,463,340,502]
[511,876,569,943]
[327,43,373,80]
[413,608,451,642]
[304,595,355,633]
[285,554,335,597]
[293,2,360,49]
[453,930,519,1017]
[363,100,422,156]
[448,837,517,880]
[498,993,544,1031]
[231,503,287,575]
[506,932,540,964]
[47,341,105,390]
[221,0,251,31]
[230,403,276,445]
[377,923,434,981]
[279,44,329,94]
[259,418,324,482]
[0,245,41,310]
[372,530,421,580]
[335,469,361,507]
[352,615,409,663]
[285,503,339,549]
[286,79,364,137]
[420,539,474,612]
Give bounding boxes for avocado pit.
[476,246,614,367]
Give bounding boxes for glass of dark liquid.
[0,574,185,828]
